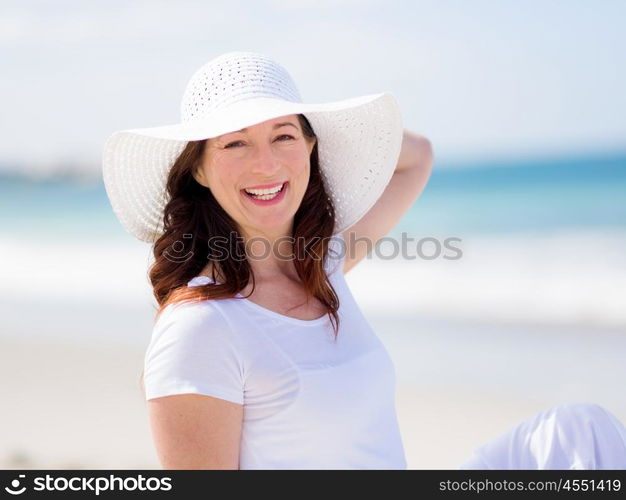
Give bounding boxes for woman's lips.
[241,181,288,206]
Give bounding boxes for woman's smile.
[241,181,289,206]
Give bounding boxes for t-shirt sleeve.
[143,300,245,404]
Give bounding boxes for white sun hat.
[102,51,403,243]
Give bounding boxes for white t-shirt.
[143,234,407,469]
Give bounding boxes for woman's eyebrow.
[234,122,298,133]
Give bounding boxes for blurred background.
[1,0,625,469]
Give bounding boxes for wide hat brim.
[102,92,403,243]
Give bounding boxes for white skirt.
[458,403,626,469]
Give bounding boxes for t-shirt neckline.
[187,275,331,326]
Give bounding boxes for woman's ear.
[192,153,209,188]
[192,166,206,187]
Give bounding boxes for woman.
[103,51,626,469]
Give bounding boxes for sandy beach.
[3,330,622,470]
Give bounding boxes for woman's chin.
[234,208,293,233]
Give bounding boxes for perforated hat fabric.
[102,51,404,243]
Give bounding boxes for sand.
[2,335,600,470]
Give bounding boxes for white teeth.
[244,183,284,195]
[252,192,280,200]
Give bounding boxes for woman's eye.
[224,135,294,149]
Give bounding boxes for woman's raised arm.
[342,130,434,274]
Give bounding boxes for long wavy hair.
[140,114,341,395]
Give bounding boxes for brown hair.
[140,114,340,396]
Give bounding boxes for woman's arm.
[342,129,434,274]
[147,394,243,469]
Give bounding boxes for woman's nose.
[250,142,281,175]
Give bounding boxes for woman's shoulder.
[155,294,233,341]
[147,298,250,370]
[144,292,247,405]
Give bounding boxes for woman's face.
[194,114,316,238]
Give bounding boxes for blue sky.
[1,0,625,174]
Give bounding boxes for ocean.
[3,151,625,336]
